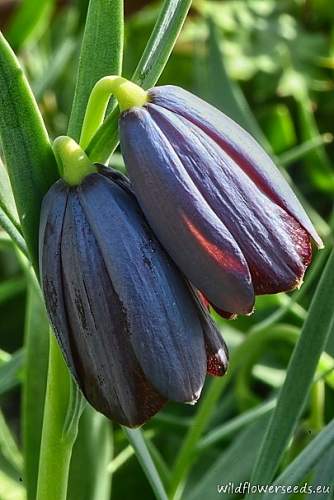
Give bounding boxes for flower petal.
[120,108,255,315]
[147,104,312,294]
[149,86,323,248]
[78,173,207,403]
[39,180,79,379]
[61,190,166,427]
[191,288,228,376]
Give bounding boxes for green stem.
[36,334,79,500]
[80,76,147,149]
[85,0,192,163]
[53,136,97,186]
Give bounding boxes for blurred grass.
[0,0,334,499]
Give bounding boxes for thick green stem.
[80,76,147,150]
[36,334,80,500]
[85,0,192,163]
[53,136,97,186]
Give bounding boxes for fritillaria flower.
[39,165,228,427]
[119,85,323,316]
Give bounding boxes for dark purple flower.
[39,167,228,427]
[119,86,323,316]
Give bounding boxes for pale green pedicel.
[80,76,148,150]
[53,136,97,186]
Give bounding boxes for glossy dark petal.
[147,104,312,294]
[149,85,322,249]
[120,108,255,315]
[60,190,165,426]
[191,288,228,376]
[39,180,79,379]
[78,173,207,402]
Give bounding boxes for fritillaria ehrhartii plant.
[1,2,334,500]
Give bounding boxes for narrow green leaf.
[296,94,334,192]
[310,444,334,499]
[168,325,299,499]
[186,414,271,500]
[0,32,58,270]
[0,157,19,228]
[123,428,168,500]
[0,206,28,257]
[22,279,49,500]
[0,409,23,483]
[108,444,134,474]
[67,408,112,500]
[0,349,24,396]
[279,134,333,167]
[86,0,192,163]
[6,0,55,50]
[131,0,192,88]
[146,439,171,488]
[262,419,334,499]
[198,399,276,451]
[248,250,334,497]
[68,0,124,141]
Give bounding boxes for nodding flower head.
[119,85,323,317]
[39,166,228,427]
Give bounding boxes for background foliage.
[0,0,334,499]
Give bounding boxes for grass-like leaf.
[0,158,19,227]
[248,250,334,497]
[187,414,271,500]
[123,428,168,500]
[0,32,58,270]
[0,348,24,396]
[198,398,276,451]
[0,205,28,256]
[86,0,192,163]
[262,419,334,499]
[310,444,334,499]
[68,0,124,141]
[0,409,23,482]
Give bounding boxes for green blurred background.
[0,1,334,499]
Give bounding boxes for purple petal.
[147,104,312,294]
[120,108,255,315]
[149,85,323,248]
[39,181,79,379]
[61,190,166,427]
[78,173,207,403]
[191,287,229,376]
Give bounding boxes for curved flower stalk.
[114,84,323,317]
[39,140,228,427]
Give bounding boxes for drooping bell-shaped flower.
[39,142,228,427]
[117,84,323,316]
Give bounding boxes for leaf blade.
[248,250,334,497]
[0,32,58,270]
[86,0,192,163]
[67,0,124,141]
[123,428,168,500]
